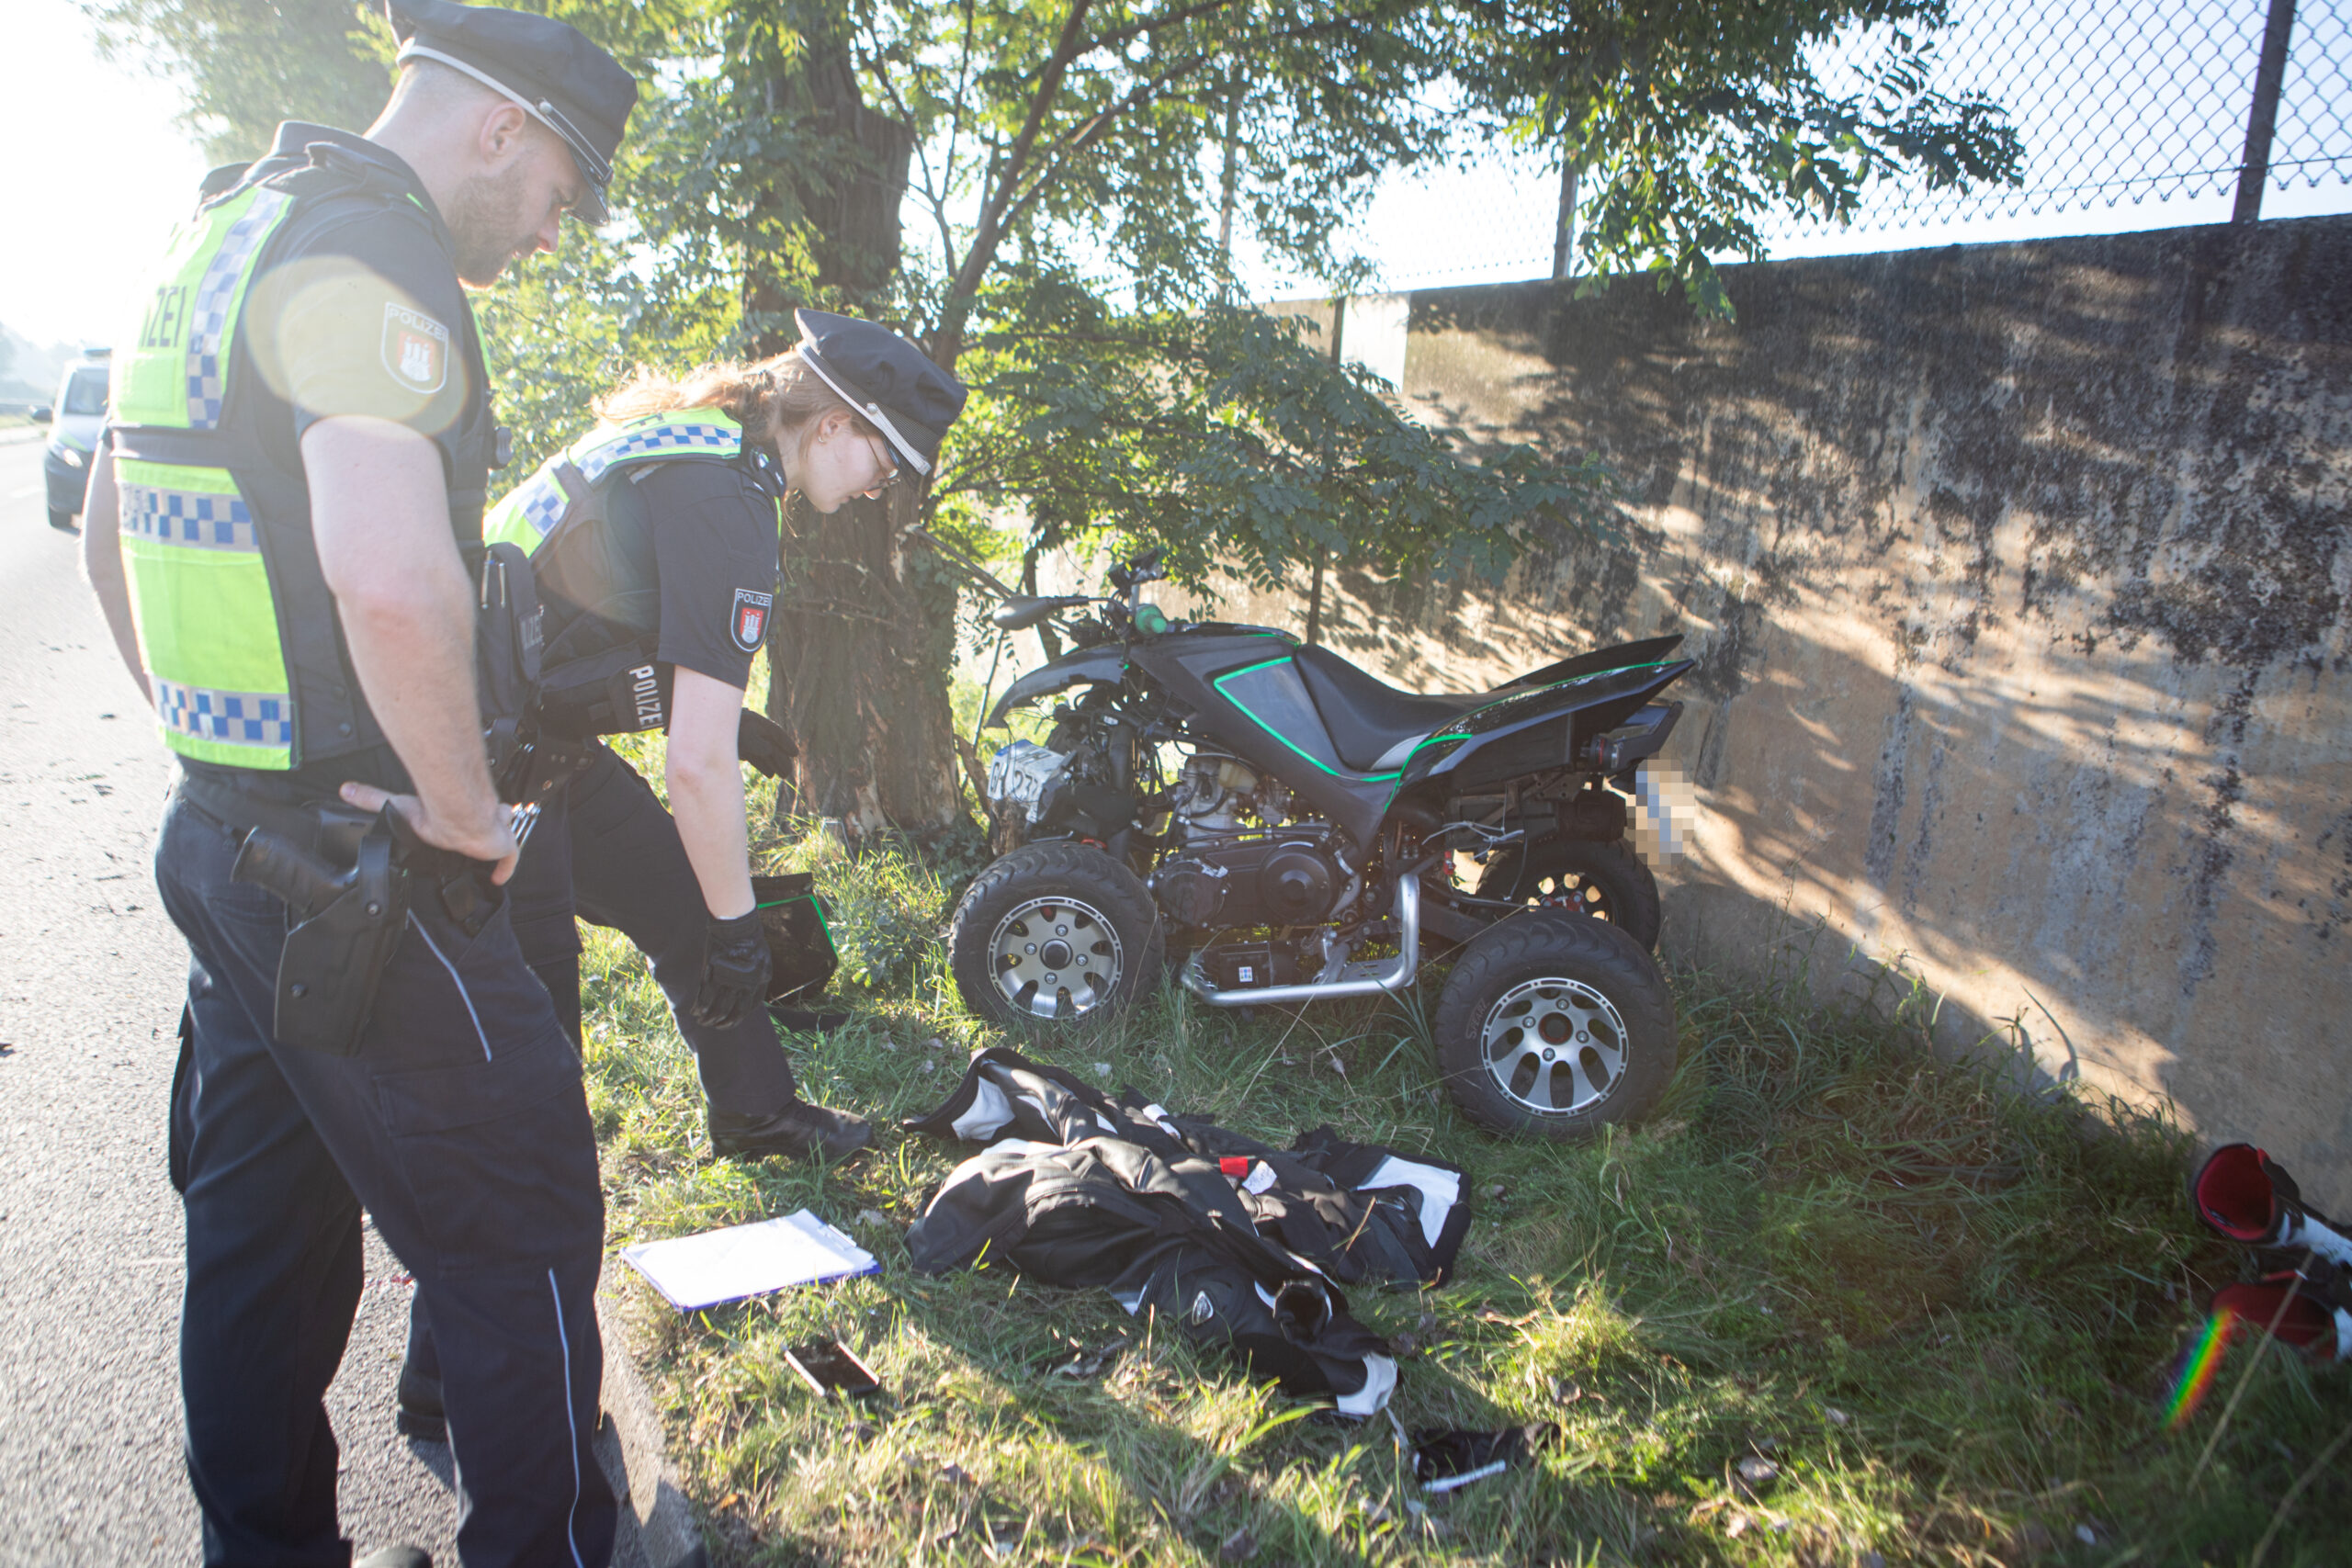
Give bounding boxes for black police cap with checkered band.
[385,1,638,225]
[792,309,968,478]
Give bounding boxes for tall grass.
[578,799,2350,1566]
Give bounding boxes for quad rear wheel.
[947,841,1164,1032]
[1471,836,1661,950]
[1433,910,1675,1139]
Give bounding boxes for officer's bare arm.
[304,415,518,878]
[666,667,758,920]
[79,452,153,705]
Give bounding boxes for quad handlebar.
[985,548,1169,635]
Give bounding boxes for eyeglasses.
[864,433,904,495]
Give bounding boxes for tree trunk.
[736,8,966,839]
[768,485,963,836]
[739,17,914,350]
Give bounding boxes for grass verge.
[580,780,2351,1566]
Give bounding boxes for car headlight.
[51,444,85,469]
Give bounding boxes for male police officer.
[80,5,637,1564]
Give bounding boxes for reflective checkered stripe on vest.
[482,409,750,558]
[110,184,299,768]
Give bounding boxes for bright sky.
[0,0,209,348]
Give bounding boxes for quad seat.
[1293,645,1488,773]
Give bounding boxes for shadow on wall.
[1230,218,2352,1210]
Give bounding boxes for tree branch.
[989,6,1409,243]
[941,0,1101,353]
[860,17,962,281]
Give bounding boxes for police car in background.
[40,349,110,532]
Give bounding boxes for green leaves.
[1462,1,2024,311]
[933,267,1619,601]
[113,0,2019,638]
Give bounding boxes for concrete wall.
[1170,219,2352,1210]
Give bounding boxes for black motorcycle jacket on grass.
[903,1050,1471,1413]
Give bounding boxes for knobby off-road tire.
[1433,910,1676,1140]
[947,840,1165,1032]
[1472,835,1662,951]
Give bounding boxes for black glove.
[737,709,797,778]
[692,911,772,1029]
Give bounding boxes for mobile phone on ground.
[786,1339,884,1400]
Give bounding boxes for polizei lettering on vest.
[628,664,662,729]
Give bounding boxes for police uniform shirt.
[639,457,779,691]
[533,453,779,705]
[240,123,486,491]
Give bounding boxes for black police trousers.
[157,786,616,1568]
[504,740,799,1115]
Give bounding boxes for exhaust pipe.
[1182,876,1420,1008]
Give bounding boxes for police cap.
[385,1,638,225]
[793,309,968,478]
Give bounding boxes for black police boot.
[709,1099,874,1161]
[395,1360,447,1445]
[356,1549,432,1568]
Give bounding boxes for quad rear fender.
[1501,635,1685,691]
[1394,660,1694,794]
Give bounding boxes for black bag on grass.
[751,873,837,1003]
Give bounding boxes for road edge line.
[596,1276,710,1568]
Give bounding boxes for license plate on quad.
[1631,758,1698,863]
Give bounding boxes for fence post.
[1552,156,1580,278]
[2233,0,2299,222]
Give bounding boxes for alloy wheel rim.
[1478,975,1630,1116]
[1524,867,1614,923]
[988,895,1125,1020]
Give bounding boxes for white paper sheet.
[620,1209,878,1313]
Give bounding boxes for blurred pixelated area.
[1631,757,1700,865]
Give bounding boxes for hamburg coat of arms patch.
[730,588,773,653]
[380,302,448,394]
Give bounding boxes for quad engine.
[1150,754,1352,930]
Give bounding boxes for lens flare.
[2165,1308,2236,1427]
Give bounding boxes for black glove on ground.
[693,911,772,1029]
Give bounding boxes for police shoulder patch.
[730,588,774,654]
[381,302,448,395]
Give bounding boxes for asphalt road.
[0,435,464,1565]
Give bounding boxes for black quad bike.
[945,552,1694,1139]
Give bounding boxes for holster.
[230,806,411,1057]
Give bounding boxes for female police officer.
[491,309,967,1157]
[397,310,967,1443]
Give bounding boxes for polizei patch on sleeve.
[381,302,448,394]
[730,588,774,653]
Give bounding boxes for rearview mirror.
[28,406,51,424]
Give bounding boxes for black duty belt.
[179,771,365,858]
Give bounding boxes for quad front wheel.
[1433,910,1676,1139]
[947,840,1164,1032]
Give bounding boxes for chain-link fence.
[1340,0,2351,292]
